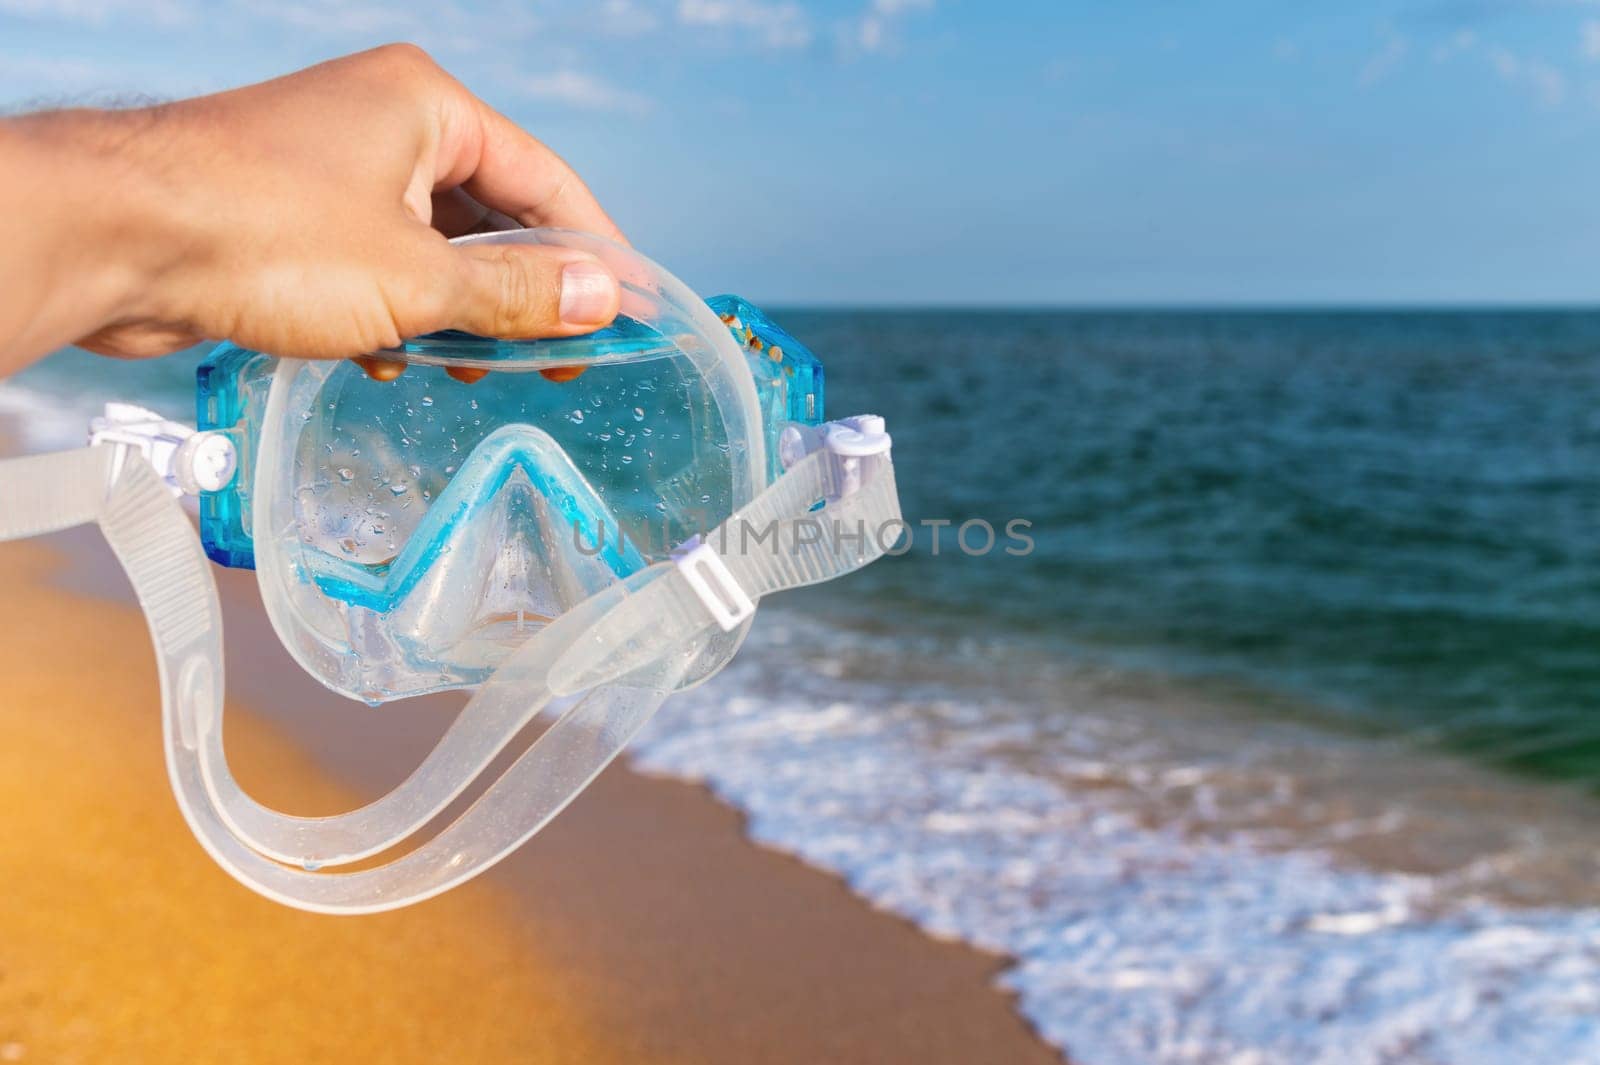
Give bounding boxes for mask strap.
[0,445,689,912]
[191,567,659,868]
[194,418,899,872]
[0,424,899,914]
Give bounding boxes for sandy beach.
[0,525,1062,1064]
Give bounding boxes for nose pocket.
[303,425,646,696]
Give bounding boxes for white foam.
[632,610,1600,1065]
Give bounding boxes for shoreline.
[2,523,1065,1064]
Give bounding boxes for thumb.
[446,243,621,338]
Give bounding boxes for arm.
[0,44,624,378]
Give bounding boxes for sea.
[9,310,1600,1064]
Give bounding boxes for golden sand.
[0,531,1063,1065]
[0,540,629,1065]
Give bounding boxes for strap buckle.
[777,414,892,501]
[89,402,237,497]
[671,535,756,632]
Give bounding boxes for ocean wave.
[631,609,1600,1065]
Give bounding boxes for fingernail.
[353,356,406,381]
[559,260,617,327]
[446,365,489,384]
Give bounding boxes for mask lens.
[293,344,738,608]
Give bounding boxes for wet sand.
[0,526,1063,1064]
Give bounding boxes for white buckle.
[824,414,891,457]
[777,412,896,498]
[88,402,237,497]
[778,414,891,501]
[672,537,756,632]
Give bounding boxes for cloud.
[1432,27,1478,61]
[1412,0,1600,28]
[1419,20,1575,107]
[0,50,216,107]
[593,0,661,36]
[257,2,428,37]
[0,55,115,91]
[1486,44,1568,103]
[1359,32,1409,86]
[1526,60,1568,102]
[1584,18,1600,59]
[676,0,811,49]
[1487,43,1521,76]
[853,0,933,54]
[0,0,190,26]
[0,0,926,118]
[507,69,653,114]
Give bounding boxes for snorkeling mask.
[0,230,900,914]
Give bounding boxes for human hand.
[0,44,624,380]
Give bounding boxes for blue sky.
[3,1,1600,305]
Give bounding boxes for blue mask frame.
[193,295,824,572]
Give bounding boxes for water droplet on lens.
[337,467,354,481]
[420,395,433,407]
[633,407,645,421]
[389,483,408,495]
[569,410,585,423]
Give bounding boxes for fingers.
[429,187,492,237]
[76,323,205,359]
[354,361,582,384]
[350,358,485,384]
[353,238,620,381]
[455,102,628,244]
[430,187,520,239]
[349,45,625,243]
[445,241,621,339]
[352,355,406,381]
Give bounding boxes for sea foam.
[632,608,1600,1065]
